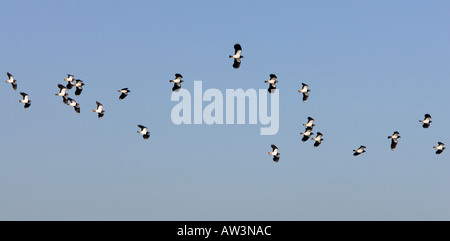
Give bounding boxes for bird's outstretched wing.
[119,93,127,100]
[234,43,242,54]
[172,83,181,92]
[75,88,83,96]
[391,139,397,150]
[233,58,241,69]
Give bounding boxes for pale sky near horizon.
[1,1,449,220]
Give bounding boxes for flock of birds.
[5,72,149,139]
[268,112,445,162]
[4,43,446,162]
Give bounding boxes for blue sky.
[1,1,449,220]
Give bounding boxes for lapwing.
[92,101,104,119]
[268,144,280,162]
[170,73,183,92]
[353,145,366,156]
[19,92,31,108]
[265,74,278,93]
[74,79,84,96]
[419,114,432,128]
[67,97,80,113]
[229,43,243,69]
[55,84,69,104]
[118,88,130,100]
[388,131,401,151]
[312,132,323,147]
[137,125,150,139]
[301,127,314,142]
[64,74,75,89]
[303,117,315,128]
[433,142,445,155]
[5,72,17,90]
[298,83,310,103]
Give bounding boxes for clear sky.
[1,1,449,220]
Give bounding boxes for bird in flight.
[170,73,183,92]
[73,79,84,96]
[268,144,280,162]
[92,101,105,119]
[5,72,17,90]
[19,92,31,108]
[64,74,75,89]
[353,145,366,156]
[433,142,445,155]
[419,114,432,128]
[229,43,243,69]
[303,117,315,128]
[118,88,130,100]
[137,125,150,139]
[387,131,401,151]
[265,74,278,93]
[66,97,80,113]
[298,83,310,103]
[312,132,323,147]
[55,84,69,104]
[301,127,314,142]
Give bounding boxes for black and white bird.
[64,74,75,83]
[5,72,17,90]
[56,84,68,96]
[118,88,130,100]
[312,132,323,147]
[73,79,84,96]
[229,43,243,69]
[92,101,104,119]
[353,145,366,156]
[19,92,31,108]
[268,144,280,162]
[170,73,183,92]
[303,117,315,128]
[433,142,445,155]
[55,84,69,104]
[64,74,75,89]
[265,74,278,93]
[387,131,401,151]
[66,97,80,113]
[419,114,432,128]
[301,127,314,142]
[298,83,310,103]
[137,125,150,139]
